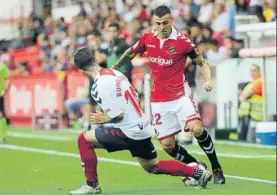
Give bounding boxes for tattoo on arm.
[192,56,207,67]
[193,56,212,81]
[113,48,135,69]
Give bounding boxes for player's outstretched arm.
[90,111,124,124]
[193,56,213,92]
[111,48,136,70]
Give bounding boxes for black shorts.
[0,97,5,116]
[95,127,157,160]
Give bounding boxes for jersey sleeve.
[181,36,200,58]
[131,33,147,54]
[95,78,123,119]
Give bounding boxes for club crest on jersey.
[167,45,176,55]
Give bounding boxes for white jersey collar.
[154,27,179,40]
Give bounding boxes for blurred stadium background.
[0,0,276,194]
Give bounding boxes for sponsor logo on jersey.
[146,44,156,48]
[148,56,173,66]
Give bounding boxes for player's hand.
[90,111,110,124]
[203,81,213,92]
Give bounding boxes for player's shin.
[78,133,99,187]
[166,144,198,164]
[195,129,221,169]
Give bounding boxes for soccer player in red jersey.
[112,5,225,184]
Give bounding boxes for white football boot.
[196,165,213,189]
[69,184,101,194]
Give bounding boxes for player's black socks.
[195,129,221,170]
[167,144,198,164]
[87,180,99,188]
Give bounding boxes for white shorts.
[151,95,201,140]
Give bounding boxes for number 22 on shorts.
[152,113,162,125]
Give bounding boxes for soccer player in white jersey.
[69,47,212,194]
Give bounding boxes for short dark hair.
[109,22,120,30]
[182,27,191,36]
[74,47,96,70]
[191,22,203,29]
[209,39,219,46]
[225,36,236,41]
[153,5,171,18]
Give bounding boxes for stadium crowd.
[0,0,275,129]
[1,0,276,77]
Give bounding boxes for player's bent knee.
[137,157,159,174]
[142,163,160,174]
[83,130,97,142]
[143,165,155,173]
[192,126,204,137]
[78,131,98,146]
[142,162,164,175]
[187,120,204,137]
[0,112,3,119]
[78,133,86,144]
[160,138,176,152]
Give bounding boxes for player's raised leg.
[69,130,102,195]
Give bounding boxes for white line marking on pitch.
[0,144,276,185]
[215,140,276,149]
[8,132,74,141]
[154,145,276,159]
[7,132,276,159]
[9,130,277,149]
